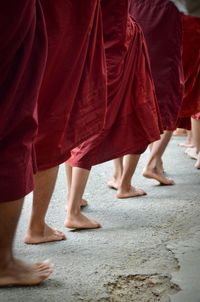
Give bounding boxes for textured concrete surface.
[0,136,200,301]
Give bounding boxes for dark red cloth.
[179,15,200,117]
[0,1,47,202]
[177,117,191,130]
[35,0,106,171]
[67,0,162,170]
[129,0,184,131]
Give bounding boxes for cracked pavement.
[0,136,200,301]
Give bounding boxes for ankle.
[0,252,13,271]
[28,220,46,233]
[67,208,80,218]
[118,182,131,192]
[113,173,121,181]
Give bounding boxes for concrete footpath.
[0,136,200,302]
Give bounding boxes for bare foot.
[143,167,175,185]
[24,224,66,244]
[195,153,200,169]
[107,178,120,190]
[80,199,88,207]
[116,186,147,199]
[0,258,53,287]
[185,147,198,160]
[173,129,186,136]
[65,212,101,230]
[179,142,194,148]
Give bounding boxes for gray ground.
[0,136,200,302]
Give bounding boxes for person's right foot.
[0,258,53,287]
[65,212,101,230]
[117,186,147,199]
[24,224,66,244]
[143,167,175,185]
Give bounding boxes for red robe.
[35,0,107,171]
[177,15,200,130]
[179,15,200,118]
[129,0,184,131]
[67,0,162,170]
[0,1,47,202]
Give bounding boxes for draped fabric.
[67,0,162,170]
[177,117,191,130]
[179,15,200,118]
[35,0,107,171]
[0,1,47,202]
[130,0,184,131]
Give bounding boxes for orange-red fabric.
[35,0,106,171]
[0,1,47,203]
[67,0,162,170]
[129,0,184,131]
[179,15,200,117]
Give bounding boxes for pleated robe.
[129,0,184,131]
[35,0,107,171]
[179,15,200,118]
[0,1,47,202]
[67,0,162,170]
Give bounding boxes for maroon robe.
[129,0,184,131]
[35,0,107,171]
[179,15,200,118]
[0,1,47,202]
[67,0,162,170]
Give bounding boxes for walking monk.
[24,0,107,244]
[129,0,184,185]
[177,10,200,168]
[0,1,53,286]
[65,0,162,230]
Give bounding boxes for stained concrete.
[0,136,200,301]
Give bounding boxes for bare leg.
[117,154,146,198]
[65,164,88,207]
[24,166,66,244]
[143,131,175,185]
[192,118,200,169]
[65,167,101,229]
[107,158,123,190]
[179,130,193,147]
[173,128,187,136]
[0,199,53,286]
[195,152,200,169]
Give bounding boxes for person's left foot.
[0,259,54,287]
[185,147,198,159]
[65,212,101,230]
[80,199,88,207]
[116,186,147,199]
[107,178,120,190]
[24,224,66,244]
[179,142,194,148]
